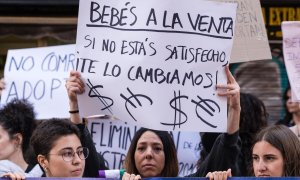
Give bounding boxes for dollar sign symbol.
[86,79,114,114]
[161,91,188,130]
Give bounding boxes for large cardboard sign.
[0,45,75,119]
[216,0,271,63]
[87,119,201,177]
[282,21,300,101]
[0,45,202,176]
[76,0,237,132]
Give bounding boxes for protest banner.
[87,118,200,177]
[0,44,202,176]
[76,0,237,132]
[0,45,75,119]
[281,21,300,102]
[212,0,271,63]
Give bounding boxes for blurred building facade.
[0,0,78,74]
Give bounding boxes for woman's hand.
[0,78,6,96]
[1,172,25,180]
[216,66,241,134]
[65,70,85,104]
[122,172,141,180]
[216,66,240,110]
[65,70,85,124]
[206,168,231,180]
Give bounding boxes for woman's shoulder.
[275,118,296,126]
[25,164,44,177]
[0,160,24,176]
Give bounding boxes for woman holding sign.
[65,66,241,178]
[120,66,241,179]
[199,92,269,176]
[66,73,108,177]
[206,124,300,179]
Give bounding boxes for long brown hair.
[251,125,300,176]
[123,128,178,177]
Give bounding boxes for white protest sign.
[211,0,271,63]
[282,21,300,102]
[87,119,200,177]
[76,0,237,132]
[0,45,76,119]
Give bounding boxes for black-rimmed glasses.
[48,147,89,162]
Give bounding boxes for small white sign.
[0,45,76,119]
[282,21,300,102]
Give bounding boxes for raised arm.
[187,66,241,177]
[65,71,108,176]
[216,66,241,134]
[65,70,85,124]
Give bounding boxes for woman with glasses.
[3,118,106,180]
[65,71,108,177]
[30,119,91,177]
[25,72,108,178]
[31,118,106,178]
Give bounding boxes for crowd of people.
[0,65,299,180]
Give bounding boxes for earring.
[43,166,48,173]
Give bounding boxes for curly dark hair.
[0,98,36,156]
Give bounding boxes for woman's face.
[0,125,16,160]
[134,131,165,177]
[286,90,300,114]
[42,134,85,177]
[252,141,284,177]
